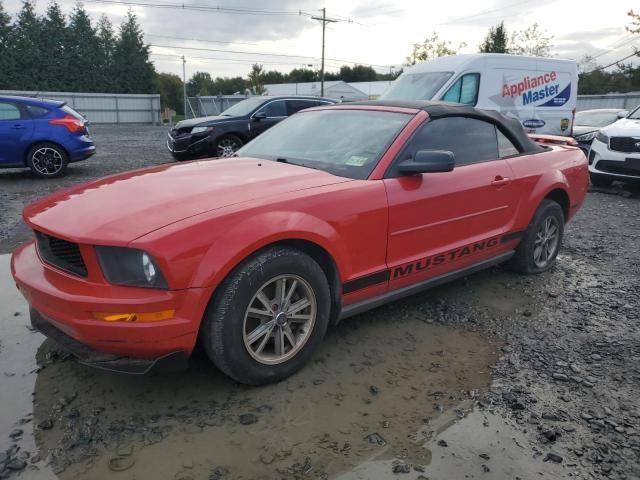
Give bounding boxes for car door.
[383,116,519,289]
[249,99,287,139]
[0,101,34,165]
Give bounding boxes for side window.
[497,129,520,157]
[442,74,480,106]
[26,105,50,118]
[286,100,315,116]
[263,100,287,117]
[398,117,499,169]
[0,102,22,121]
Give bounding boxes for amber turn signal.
[93,310,175,322]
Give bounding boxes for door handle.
[12,124,26,130]
[491,176,511,187]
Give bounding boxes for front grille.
[35,232,88,277]
[609,137,640,153]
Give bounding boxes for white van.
[381,53,578,136]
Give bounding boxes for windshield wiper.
[276,157,289,163]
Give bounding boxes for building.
[263,81,368,101]
[348,81,393,99]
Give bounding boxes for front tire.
[589,172,614,188]
[201,246,331,385]
[214,134,243,158]
[508,199,565,274]
[27,143,68,178]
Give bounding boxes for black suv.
[167,96,335,160]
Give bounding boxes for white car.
[588,105,640,187]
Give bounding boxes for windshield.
[381,71,454,101]
[575,110,621,127]
[237,109,411,179]
[220,96,267,117]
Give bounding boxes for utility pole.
[182,55,187,119]
[311,8,337,97]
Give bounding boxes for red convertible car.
[11,101,588,384]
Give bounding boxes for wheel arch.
[23,140,69,166]
[543,187,570,220]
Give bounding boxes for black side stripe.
[342,230,525,295]
[343,270,390,295]
[501,230,525,244]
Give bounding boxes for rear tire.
[201,246,331,385]
[508,199,565,274]
[27,142,68,178]
[589,172,614,188]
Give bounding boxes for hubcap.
[217,138,239,157]
[533,216,559,268]
[243,275,317,365]
[32,147,63,175]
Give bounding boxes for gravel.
[0,125,172,254]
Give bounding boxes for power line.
[145,33,261,47]
[83,0,309,16]
[149,43,390,68]
[592,37,639,60]
[150,52,323,67]
[597,50,639,70]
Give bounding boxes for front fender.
[190,211,350,289]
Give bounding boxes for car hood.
[601,118,640,136]
[572,125,598,136]
[175,115,240,129]
[24,158,351,244]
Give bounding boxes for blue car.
[0,95,95,178]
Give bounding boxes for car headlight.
[191,126,213,134]
[95,246,168,289]
[595,131,609,145]
[575,131,597,142]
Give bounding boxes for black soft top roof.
[348,100,543,154]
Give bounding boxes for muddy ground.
[0,126,639,479]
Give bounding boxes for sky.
[3,0,639,80]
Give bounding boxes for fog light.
[93,310,175,322]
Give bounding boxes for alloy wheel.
[533,216,559,268]
[31,147,63,176]
[243,275,317,365]
[217,138,240,157]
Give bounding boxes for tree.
[96,15,116,92]
[261,69,286,84]
[68,3,102,91]
[12,1,44,89]
[211,76,247,95]
[41,2,69,91]
[627,9,640,34]
[480,22,509,53]
[0,0,13,89]
[337,65,378,82]
[248,63,266,94]
[187,71,214,96]
[407,32,466,65]
[112,9,156,93]
[157,72,183,113]
[509,23,553,57]
[287,67,318,83]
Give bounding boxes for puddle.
[341,407,569,479]
[0,253,497,479]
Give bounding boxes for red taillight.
[49,114,85,133]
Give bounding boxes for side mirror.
[253,111,267,121]
[398,150,455,175]
[617,110,629,119]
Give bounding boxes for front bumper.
[589,138,640,181]
[166,132,212,157]
[31,308,189,374]
[11,241,208,371]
